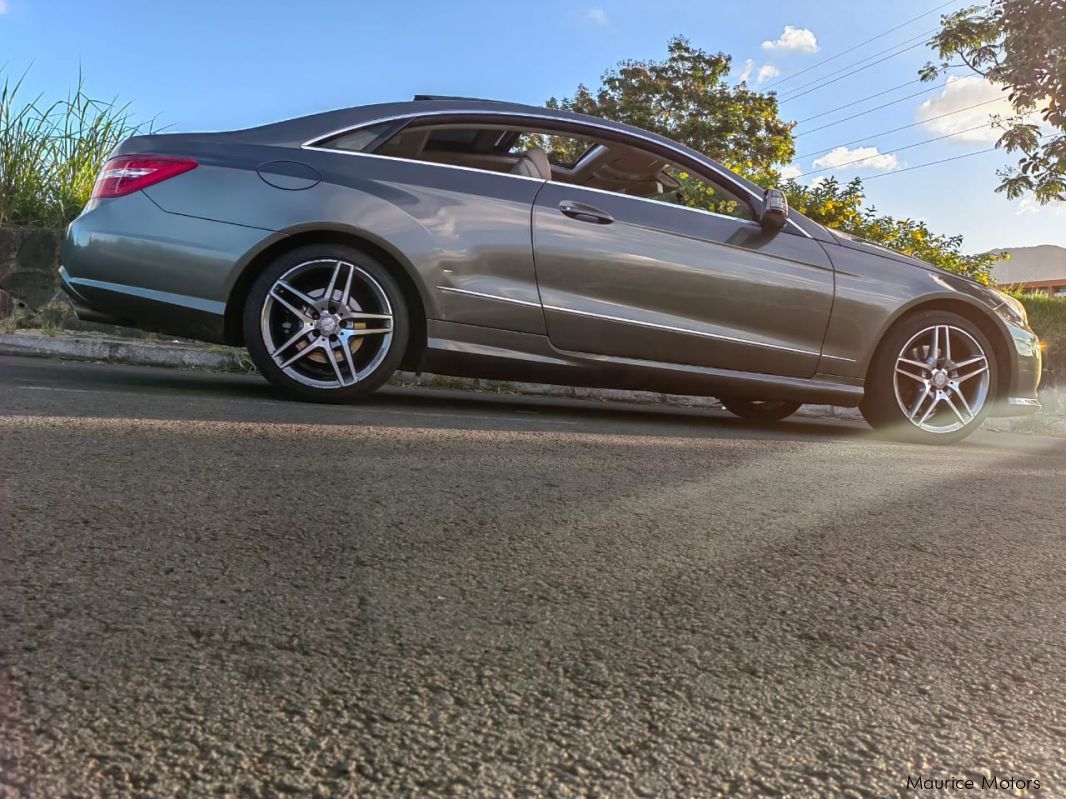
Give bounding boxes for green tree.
[547,36,795,186]
[783,178,999,285]
[921,0,1066,203]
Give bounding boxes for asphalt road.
[1,355,1064,798]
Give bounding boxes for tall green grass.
[0,71,151,227]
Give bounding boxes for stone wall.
[0,224,156,338]
[0,225,63,321]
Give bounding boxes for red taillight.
[90,156,198,199]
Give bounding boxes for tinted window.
[651,166,755,222]
[323,123,393,152]
[425,128,484,150]
[511,133,593,168]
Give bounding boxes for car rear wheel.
[243,245,409,402]
[719,398,802,421]
[860,311,995,444]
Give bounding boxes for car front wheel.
[243,245,409,402]
[860,311,996,444]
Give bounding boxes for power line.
[797,123,998,177]
[862,146,999,180]
[766,0,962,90]
[796,78,931,125]
[795,83,955,137]
[780,39,933,103]
[863,132,1051,180]
[795,98,1004,159]
[779,29,937,102]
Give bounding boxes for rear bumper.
[61,191,271,343]
[59,265,229,341]
[59,267,131,327]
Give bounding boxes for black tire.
[860,310,997,444]
[720,398,803,422]
[243,244,410,403]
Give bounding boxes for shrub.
[1017,293,1066,386]
[0,70,150,227]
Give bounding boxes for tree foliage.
[549,37,1002,284]
[921,0,1066,203]
[547,37,795,186]
[783,178,999,284]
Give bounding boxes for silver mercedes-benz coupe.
[61,96,1041,443]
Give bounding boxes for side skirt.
[420,320,864,406]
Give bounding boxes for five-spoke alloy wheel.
[861,311,996,444]
[244,245,409,402]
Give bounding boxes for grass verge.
[1017,294,1066,385]
[1,69,151,227]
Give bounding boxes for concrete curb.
[0,332,248,372]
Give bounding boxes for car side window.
[511,133,593,168]
[650,166,755,222]
[321,119,756,225]
[369,124,592,176]
[530,131,756,223]
[323,122,395,152]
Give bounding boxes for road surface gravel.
[1,356,1063,797]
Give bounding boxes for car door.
[532,177,836,379]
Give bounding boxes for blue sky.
[2,0,1063,252]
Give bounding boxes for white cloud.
[1016,196,1066,218]
[736,61,780,86]
[737,58,755,84]
[0,0,8,13]
[916,75,1043,144]
[812,146,901,172]
[779,164,803,180]
[762,26,819,54]
[756,65,780,85]
[583,7,608,25]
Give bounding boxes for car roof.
[121,96,831,240]
[231,98,712,166]
[227,98,772,199]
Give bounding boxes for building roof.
[992,245,1066,284]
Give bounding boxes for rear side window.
[322,123,393,152]
[424,128,488,151]
[511,132,593,168]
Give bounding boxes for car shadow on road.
[374,384,870,439]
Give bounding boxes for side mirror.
[760,189,789,232]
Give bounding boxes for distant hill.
[991,245,1066,284]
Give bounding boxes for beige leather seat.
[511,147,552,180]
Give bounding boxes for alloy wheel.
[892,324,991,435]
[259,258,394,389]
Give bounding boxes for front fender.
[818,242,1018,384]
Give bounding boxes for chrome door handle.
[558,201,614,225]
